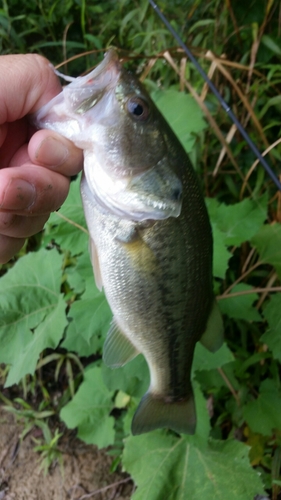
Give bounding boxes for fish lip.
[79,48,121,89]
[61,49,122,115]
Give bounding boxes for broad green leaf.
[151,88,207,154]
[123,433,264,500]
[43,176,88,255]
[243,379,281,436]
[63,277,112,356]
[66,250,92,293]
[218,284,261,321]
[6,296,67,386]
[251,223,281,278]
[60,365,115,448]
[0,249,64,367]
[77,417,115,447]
[211,224,232,278]
[192,383,211,440]
[206,195,267,246]
[102,354,150,398]
[206,196,267,279]
[261,294,281,362]
[195,361,239,392]
[193,342,234,373]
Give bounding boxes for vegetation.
[1,0,281,498]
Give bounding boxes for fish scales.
[33,49,223,435]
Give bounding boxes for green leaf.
[206,196,267,279]
[218,284,261,321]
[211,224,232,278]
[63,277,112,356]
[0,249,65,371]
[151,88,206,154]
[193,342,234,373]
[251,223,281,278]
[102,354,150,398]
[77,417,115,447]
[6,296,67,387]
[206,195,267,246]
[123,433,264,500]
[259,95,281,119]
[60,365,115,448]
[192,383,211,440]
[243,379,281,436]
[43,176,88,255]
[261,35,281,57]
[261,294,281,362]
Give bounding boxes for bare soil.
[0,405,133,500]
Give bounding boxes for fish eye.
[127,96,150,121]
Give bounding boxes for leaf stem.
[217,367,240,406]
[217,285,281,300]
[55,212,89,234]
[77,477,132,499]
[221,261,261,295]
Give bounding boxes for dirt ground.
[0,406,133,500]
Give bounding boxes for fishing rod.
[148,0,281,191]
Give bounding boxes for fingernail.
[35,136,69,167]
[0,179,36,210]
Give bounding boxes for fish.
[33,49,223,435]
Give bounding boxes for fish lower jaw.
[85,181,182,221]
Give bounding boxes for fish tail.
[131,391,196,435]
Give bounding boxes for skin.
[0,54,83,263]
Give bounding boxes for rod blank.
[149,0,281,191]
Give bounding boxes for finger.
[0,120,28,168]
[28,129,83,176]
[3,141,29,170]
[0,54,62,123]
[0,123,8,147]
[0,234,25,264]
[0,164,70,215]
[0,212,49,238]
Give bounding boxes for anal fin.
[103,318,139,368]
[200,299,224,353]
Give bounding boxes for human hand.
[0,54,83,264]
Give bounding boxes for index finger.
[0,54,62,123]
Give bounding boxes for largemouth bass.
[34,49,223,435]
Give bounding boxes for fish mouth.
[32,49,122,131]
[64,49,121,114]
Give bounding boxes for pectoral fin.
[103,318,139,368]
[200,299,224,352]
[89,238,103,291]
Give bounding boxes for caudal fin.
[131,391,196,435]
